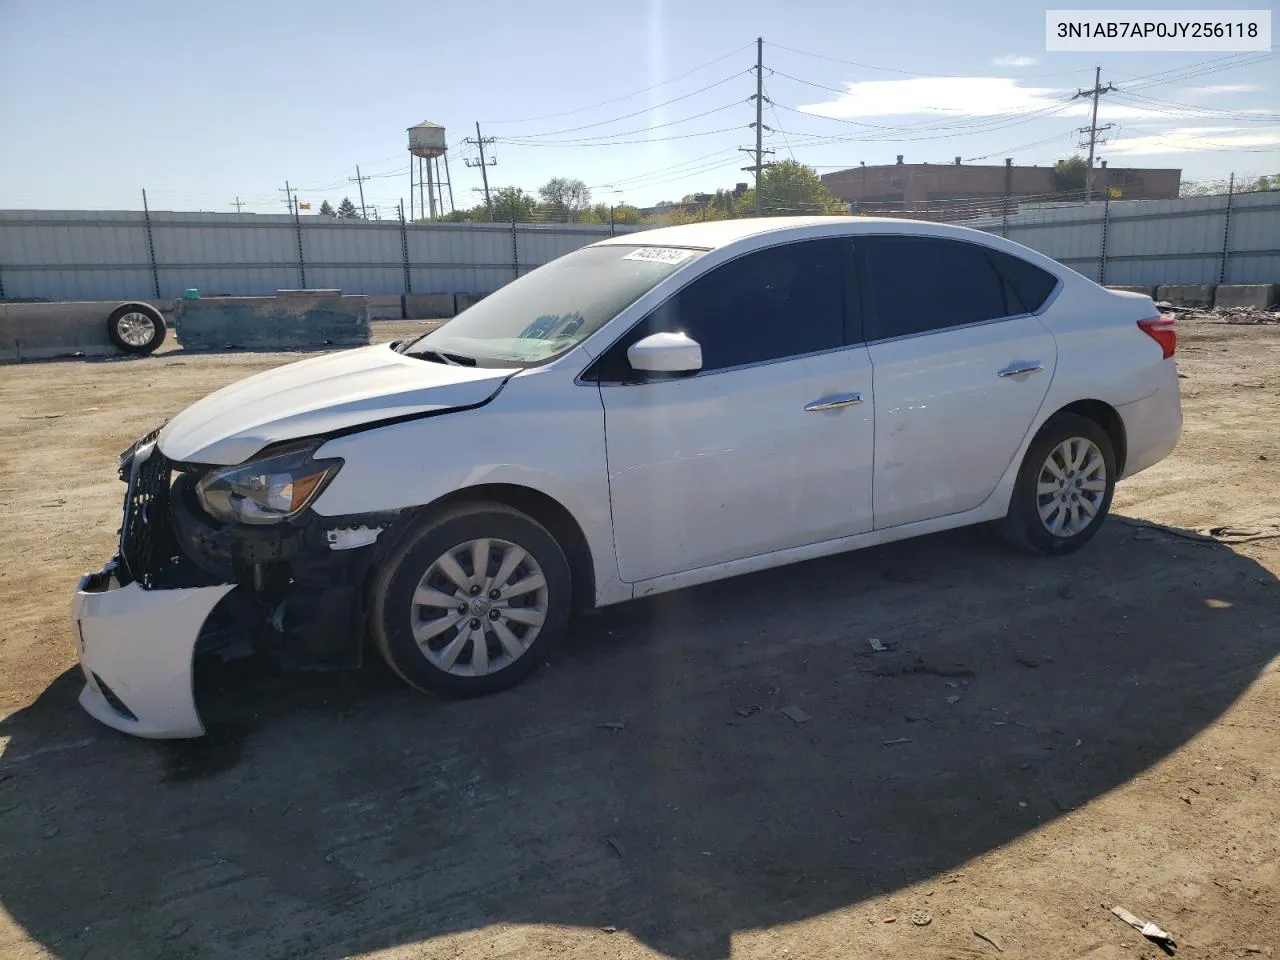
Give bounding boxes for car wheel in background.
[370,503,573,696]
[106,302,167,355]
[999,412,1117,556]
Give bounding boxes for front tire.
[1000,412,1116,555]
[370,504,572,695]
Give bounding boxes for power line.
[497,72,748,140]
[480,42,755,124]
[497,125,744,148]
[500,99,746,145]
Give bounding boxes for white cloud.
[992,55,1038,67]
[796,77,1178,121]
[1106,126,1280,155]
[1189,83,1262,95]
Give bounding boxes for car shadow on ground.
[2,518,1277,959]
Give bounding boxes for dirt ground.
[0,318,1277,960]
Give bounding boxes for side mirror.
[626,331,703,374]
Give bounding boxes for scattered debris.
[1161,303,1279,326]
[881,916,897,924]
[598,721,625,731]
[42,826,59,839]
[734,705,761,718]
[941,874,963,884]
[944,695,961,705]
[605,837,626,858]
[601,925,618,934]
[1119,517,1280,545]
[909,911,932,926]
[40,499,66,508]
[904,713,930,723]
[1110,905,1176,951]
[1017,800,1028,808]
[780,705,813,725]
[883,737,913,747]
[868,638,888,652]
[869,657,974,678]
[973,928,1004,952]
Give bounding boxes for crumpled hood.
[158,343,510,465]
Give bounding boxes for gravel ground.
[0,317,1277,960]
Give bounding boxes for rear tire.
[106,302,167,355]
[999,412,1116,556]
[370,503,572,696]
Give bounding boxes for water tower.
[408,121,453,221]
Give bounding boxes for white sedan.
[72,217,1182,738]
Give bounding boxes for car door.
[585,237,874,584]
[862,236,1059,529]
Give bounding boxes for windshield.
[401,244,703,366]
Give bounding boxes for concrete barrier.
[367,295,404,321]
[1156,284,1215,308]
[1105,284,1157,298]
[1213,283,1277,310]
[173,294,370,351]
[0,300,172,363]
[403,293,456,319]
[454,293,488,313]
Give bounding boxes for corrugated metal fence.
[0,211,647,301]
[969,190,1280,285]
[1,193,1276,301]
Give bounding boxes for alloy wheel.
[1036,436,1108,538]
[409,538,549,677]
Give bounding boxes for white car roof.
[594,215,1008,251]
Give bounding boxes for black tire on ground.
[106,302,167,355]
[370,503,573,696]
[998,412,1117,556]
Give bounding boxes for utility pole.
[464,122,497,220]
[740,37,775,216]
[278,180,295,212]
[231,196,245,213]
[350,165,371,218]
[1073,67,1115,202]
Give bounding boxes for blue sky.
[1,0,1275,213]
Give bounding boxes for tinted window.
[987,249,1059,314]
[863,237,1007,341]
[590,238,849,380]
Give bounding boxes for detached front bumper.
[72,563,234,738]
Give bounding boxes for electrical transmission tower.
[1073,67,1116,202]
[740,36,775,216]
[464,122,497,220]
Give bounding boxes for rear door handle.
[997,362,1044,378]
[805,392,863,412]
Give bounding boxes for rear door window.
[862,237,1008,341]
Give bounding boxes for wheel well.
[1051,400,1127,475]
[425,484,597,611]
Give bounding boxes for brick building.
[822,157,1181,213]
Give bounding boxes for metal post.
[1099,194,1110,285]
[511,214,519,280]
[409,160,414,221]
[141,189,161,298]
[398,200,411,294]
[1219,173,1235,284]
[443,151,456,215]
[754,37,764,216]
[1001,159,1012,238]
[0,260,5,300]
[292,196,306,288]
[610,205,615,237]
[418,158,425,221]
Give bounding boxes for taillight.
[1138,314,1176,359]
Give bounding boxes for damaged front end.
[72,427,402,738]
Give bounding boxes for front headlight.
[195,441,343,525]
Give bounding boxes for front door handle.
[997,362,1045,378]
[805,392,863,412]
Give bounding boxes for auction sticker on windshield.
[623,247,698,265]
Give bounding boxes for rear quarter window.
[986,249,1059,314]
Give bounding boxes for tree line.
[313,160,850,225]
